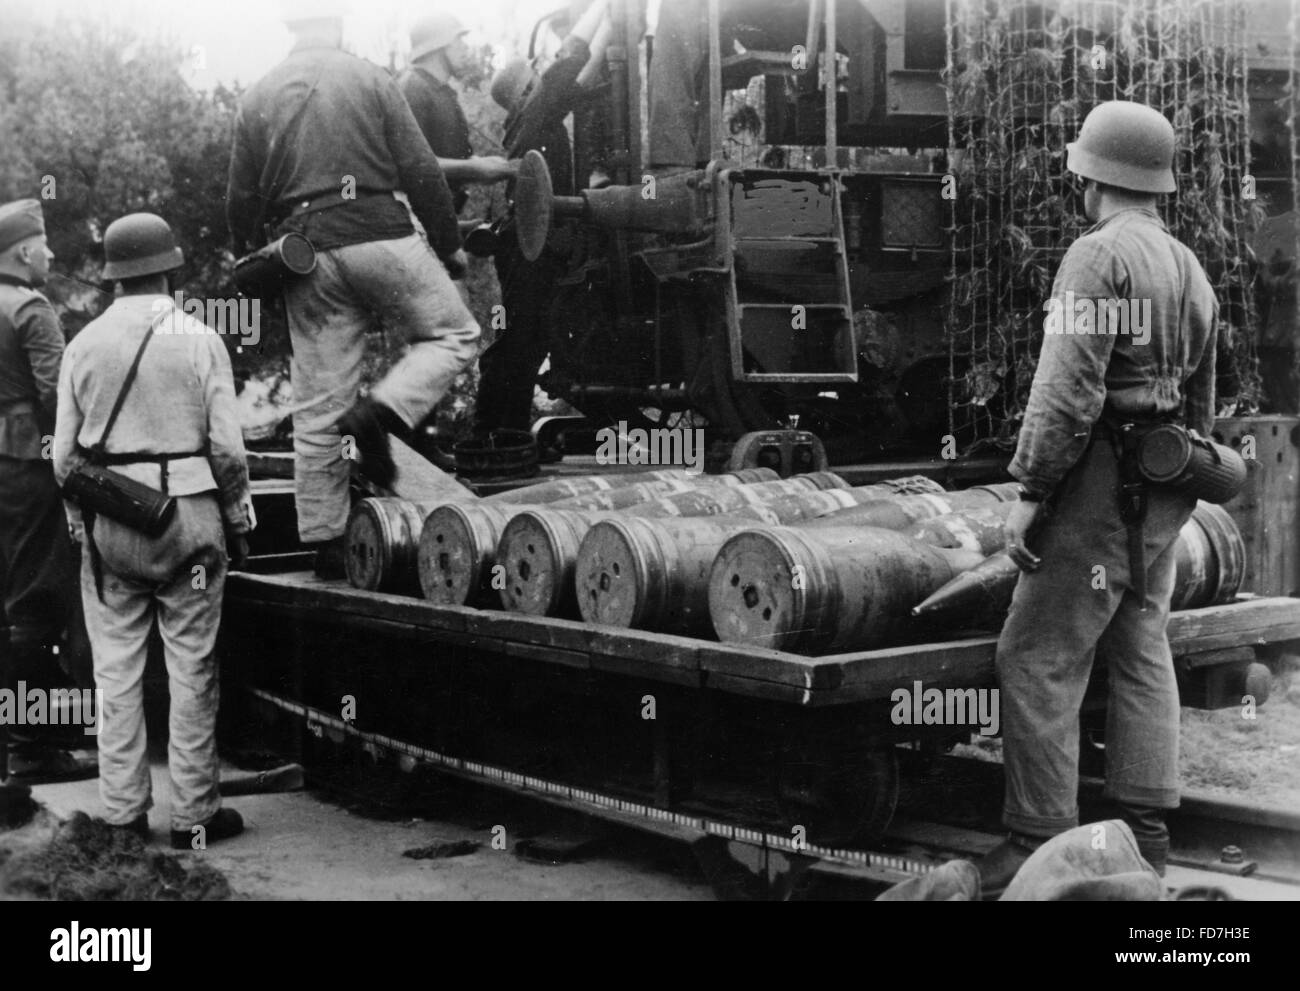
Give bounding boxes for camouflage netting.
[944,0,1263,447]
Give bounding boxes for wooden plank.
[703,671,812,704]
[590,651,703,687]
[226,572,1300,707]
[229,572,472,634]
[497,639,590,670]
[696,640,843,691]
[587,627,703,676]
[467,609,599,655]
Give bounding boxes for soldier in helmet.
[53,213,254,846]
[977,102,1218,897]
[227,0,480,577]
[0,198,96,782]
[399,12,516,212]
[469,57,574,440]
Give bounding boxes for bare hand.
[1004,499,1043,572]
[227,533,250,570]
[477,156,518,181]
[443,249,469,280]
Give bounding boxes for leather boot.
[1118,803,1170,877]
[337,398,403,490]
[309,537,347,581]
[977,830,1047,901]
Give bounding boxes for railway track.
[242,686,1300,901]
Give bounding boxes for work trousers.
[475,246,557,433]
[0,457,74,650]
[80,493,227,830]
[996,436,1196,837]
[284,234,480,542]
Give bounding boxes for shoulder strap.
[90,307,169,459]
[251,69,326,243]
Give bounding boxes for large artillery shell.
[576,515,751,636]
[748,476,952,526]
[345,498,440,594]
[484,467,777,505]
[1171,502,1246,609]
[550,476,714,511]
[497,508,609,616]
[575,487,989,637]
[802,482,1020,531]
[708,526,985,654]
[499,474,846,617]
[912,501,1247,620]
[905,503,1015,554]
[626,471,848,518]
[417,501,547,606]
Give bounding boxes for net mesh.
[944,0,1263,447]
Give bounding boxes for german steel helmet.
[101,213,184,281]
[1066,101,1176,194]
[410,12,468,60]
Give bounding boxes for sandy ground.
[8,762,711,901]
[1180,666,1300,810]
[957,664,1300,811]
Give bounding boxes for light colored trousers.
[996,436,1196,837]
[284,235,481,542]
[80,493,227,830]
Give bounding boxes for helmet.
[410,12,468,61]
[101,213,184,281]
[1066,101,1176,194]
[490,58,537,112]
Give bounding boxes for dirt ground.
[5,662,1295,901]
[1,763,711,901]
[958,662,1300,810]
[1179,664,1300,809]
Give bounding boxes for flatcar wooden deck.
[226,563,1300,707]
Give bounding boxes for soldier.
[470,57,575,438]
[0,199,95,782]
[54,213,254,846]
[398,12,516,212]
[227,1,480,577]
[978,102,1217,897]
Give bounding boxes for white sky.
[1,0,577,90]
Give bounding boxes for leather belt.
[287,188,393,218]
[75,443,209,496]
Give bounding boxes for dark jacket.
[226,41,461,258]
[397,66,473,213]
[0,275,63,460]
